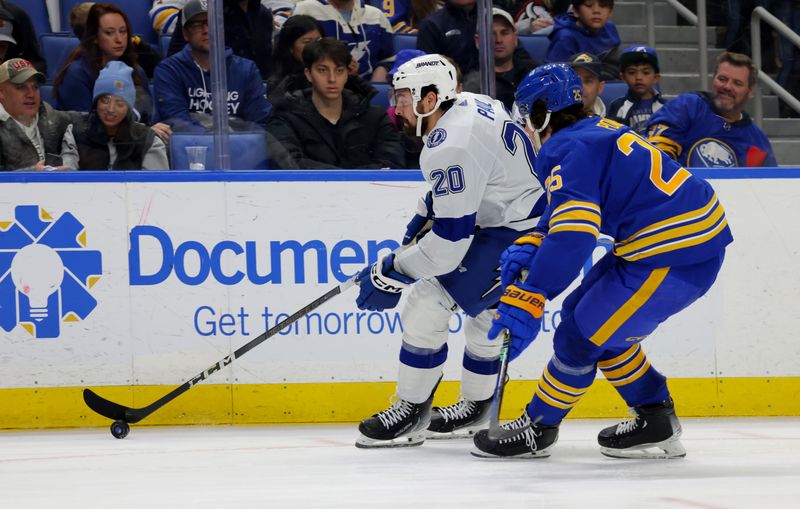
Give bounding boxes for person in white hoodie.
[292,0,395,82]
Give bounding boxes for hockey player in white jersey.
[354,54,546,448]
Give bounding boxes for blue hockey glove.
[488,282,546,361]
[402,191,434,246]
[356,253,416,311]
[499,232,545,287]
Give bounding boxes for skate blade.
[426,424,486,440]
[355,432,426,449]
[600,437,687,459]
[470,448,551,459]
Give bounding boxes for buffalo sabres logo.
[688,138,737,167]
[427,128,447,148]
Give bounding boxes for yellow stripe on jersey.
[551,200,601,217]
[600,348,646,379]
[598,345,640,369]
[534,385,573,409]
[154,9,178,31]
[617,194,719,246]
[620,217,729,262]
[589,268,670,346]
[608,360,652,387]
[614,199,725,257]
[542,367,588,398]
[648,135,682,158]
[549,223,600,237]
[549,210,601,229]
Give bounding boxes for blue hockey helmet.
[514,63,584,118]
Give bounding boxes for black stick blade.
[83,388,132,422]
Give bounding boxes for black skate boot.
[427,397,492,439]
[598,398,686,459]
[471,412,559,459]
[356,392,436,449]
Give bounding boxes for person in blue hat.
[607,45,667,135]
[70,61,168,170]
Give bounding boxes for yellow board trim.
[1,378,799,429]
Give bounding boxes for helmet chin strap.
[414,97,442,137]
[524,111,551,152]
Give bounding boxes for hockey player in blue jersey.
[472,63,733,459]
[353,54,545,448]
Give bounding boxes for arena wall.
[0,169,798,429]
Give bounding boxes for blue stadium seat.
[393,34,417,53]
[518,35,549,63]
[371,82,391,109]
[60,0,157,44]
[39,84,55,106]
[170,132,270,170]
[7,0,51,36]
[600,80,628,106]
[159,35,172,58]
[39,33,79,82]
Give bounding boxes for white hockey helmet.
[392,54,458,135]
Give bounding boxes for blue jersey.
[646,92,777,167]
[527,117,733,299]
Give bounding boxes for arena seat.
[159,35,172,58]
[371,82,391,109]
[39,33,79,82]
[518,35,549,63]
[7,0,50,36]
[600,80,628,106]
[393,34,417,53]
[169,132,270,170]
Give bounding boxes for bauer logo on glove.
[500,285,545,318]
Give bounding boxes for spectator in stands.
[165,0,274,80]
[293,0,395,82]
[70,62,169,170]
[0,59,79,171]
[53,3,159,128]
[380,0,442,34]
[607,45,666,135]
[71,2,162,79]
[153,0,271,132]
[268,14,324,100]
[417,0,479,73]
[0,14,14,64]
[268,38,405,169]
[646,52,777,167]
[568,52,605,116]
[546,0,620,80]
[0,1,47,73]
[514,0,556,35]
[463,7,536,109]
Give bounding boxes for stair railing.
[646,0,708,89]
[751,6,800,126]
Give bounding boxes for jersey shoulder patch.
[426,128,447,148]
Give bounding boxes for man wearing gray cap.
[0,58,79,171]
[0,2,46,73]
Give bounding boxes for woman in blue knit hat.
[69,61,169,170]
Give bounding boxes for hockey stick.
[83,276,358,425]
[487,329,517,440]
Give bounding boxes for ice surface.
[1,417,798,508]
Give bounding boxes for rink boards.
[0,169,798,428]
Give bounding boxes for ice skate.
[471,411,559,459]
[356,393,435,449]
[427,397,492,439]
[598,398,686,459]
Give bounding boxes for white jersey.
[394,92,545,280]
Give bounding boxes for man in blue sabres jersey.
[353,54,545,448]
[472,63,733,459]
[646,52,777,167]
